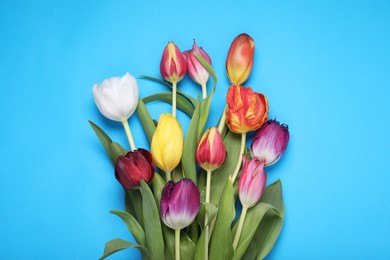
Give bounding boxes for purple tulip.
[160,179,200,230]
[250,119,289,166]
[238,156,267,208]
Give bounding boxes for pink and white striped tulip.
[183,40,211,85]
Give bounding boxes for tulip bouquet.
[90,33,290,260]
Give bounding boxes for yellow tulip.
[151,114,184,175]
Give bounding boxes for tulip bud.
[115,149,155,190]
[226,85,268,134]
[160,179,200,230]
[183,40,211,85]
[195,127,226,171]
[226,33,255,85]
[251,119,290,166]
[151,113,184,172]
[238,156,267,208]
[160,42,187,84]
[92,73,139,122]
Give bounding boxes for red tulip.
[114,149,155,190]
[160,42,187,84]
[195,127,226,171]
[226,85,268,134]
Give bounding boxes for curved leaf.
[198,86,215,137]
[193,228,207,260]
[110,210,145,246]
[140,181,165,259]
[143,92,195,117]
[181,98,201,184]
[196,202,218,229]
[136,99,156,144]
[209,177,235,260]
[89,120,128,165]
[99,238,151,260]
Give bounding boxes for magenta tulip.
[251,119,290,166]
[160,179,200,230]
[115,149,155,190]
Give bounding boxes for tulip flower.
[233,156,267,250]
[183,40,211,99]
[251,119,290,166]
[226,84,268,183]
[92,72,138,151]
[115,149,155,190]
[151,113,184,180]
[160,179,200,260]
[195,127,226,259]
[196,127,226,172]
[160,42,187,117]
[226,33,255,86]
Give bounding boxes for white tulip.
[92,72,139,122]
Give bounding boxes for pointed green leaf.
[209,178,235,260]
[193,227,207,260]
[198,86,215,137]
[99,238,151,260]
[140,180,165,259]
[181,98,201,184]
[110,210,146,246]
[89,121,128,165]
[136,99,156,144]
[143,92,195,118]
[196,202,218,229]
[125,189,144,228]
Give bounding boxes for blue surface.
[1,0,389,259]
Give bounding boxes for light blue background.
[1,0,389,259]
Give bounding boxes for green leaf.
[151,173,165,205]
[139,74,197,106]
[181,98,201,184]
[143,92,195,118]
[231,203,277,260]
[89,120,128,165]
[99,238,151,260]
[209,177,235,260]
[136,99,156,144]
[196,202,218,229]
[198,86,215,137]
[140,180,165,259]
[248,180,285,259]
[110,210,146,246]
[193,227,207,260]
[124,189,144,228]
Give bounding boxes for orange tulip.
[226,33,255,85]
[226,85,268,134]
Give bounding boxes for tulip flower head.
[195,127,226,172]
[160,42,187,84]
[251,119,290,166]
[226,33,255,85]
[92,73,139,122]
[226,85,268,134]
[183,40,211,86]
[238,156,267,208]
[151,113,184,173]
[115,149,155,190]
[160,179,200,230]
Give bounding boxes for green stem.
[121,120,136,151]
[204,170,212,260]
[232,205,248,250]
[201,83,207,100]
[166,171,172,182]
[175,229,181,260]
[217,105,227,133]
[172,82,177,117]
[231,133,246,183]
